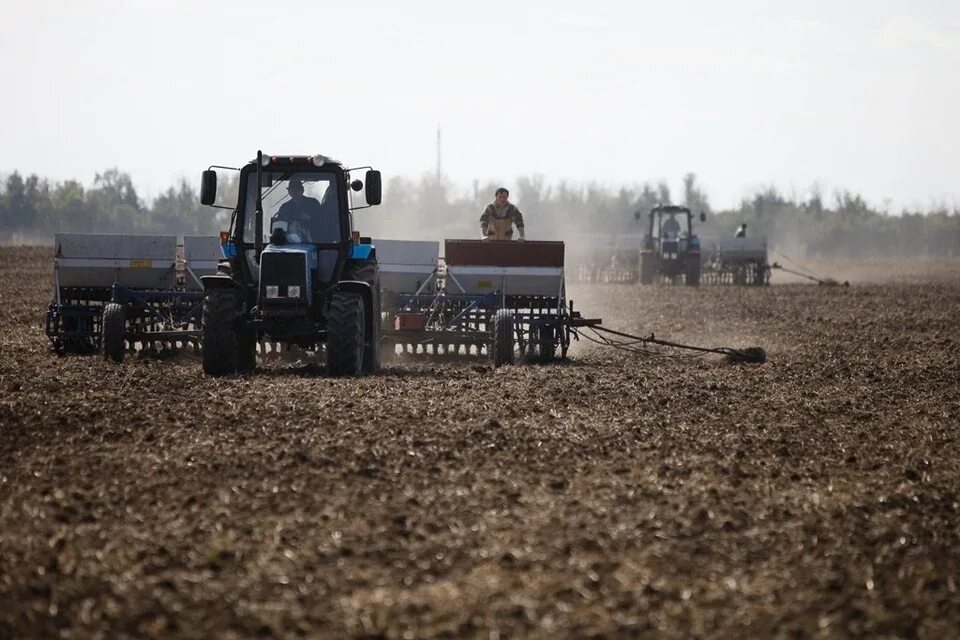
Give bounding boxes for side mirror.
[364,170,382,206]
[200,170,217,206]
[700,212,706,222]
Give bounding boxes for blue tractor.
[638,205,706,286]
[198,152,382,376]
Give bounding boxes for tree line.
[369,172,959,258]
[0,169,229,243]
[1,169,957,258]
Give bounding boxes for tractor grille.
[260,252,307,300]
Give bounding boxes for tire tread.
[327,292,364,377]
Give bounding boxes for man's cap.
[287,178,303,189]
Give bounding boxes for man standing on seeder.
[480,187,526,241]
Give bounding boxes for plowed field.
[2,247,959,638]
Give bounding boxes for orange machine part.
[394,313,426,331]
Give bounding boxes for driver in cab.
[274,178,323,242]
[662,212,681,241]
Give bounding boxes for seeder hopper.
[701,237,771,285]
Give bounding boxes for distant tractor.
[198,152,382,376]
[638,205,706,286]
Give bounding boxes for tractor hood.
[259,243,318,306]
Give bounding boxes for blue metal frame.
[110,283,205,327]
[46,281,208,355]
[349,243,374,261]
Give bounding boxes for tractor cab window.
[652,210,689,241]
[661,215,682,240]
[242,171,341,245]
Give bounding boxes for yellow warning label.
[129,259,153,268]
[477,280,493,289]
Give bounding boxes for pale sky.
[2,0,958,211]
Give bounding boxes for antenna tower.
[436,126,442,182]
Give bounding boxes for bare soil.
[1,246,959,638]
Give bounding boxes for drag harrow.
[770,260,849,287]
[578,325,767,364]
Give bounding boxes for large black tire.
[202,288,243,376]
[685,257,701,287]
[102,302,126,363]
[640,252,655,285]
[345,261,382,374]
[344,260,377,286]
[491,309,515,367]
[363,297,381,374]
[327,292,364,377]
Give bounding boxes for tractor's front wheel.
[640,252,655,285]
[491,309,515,367]
[102,302,126,363]
[327,292,364,377]
[202,288,244,376]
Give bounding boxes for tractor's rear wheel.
[685,258,701,287]
[363,299,381,374]
[102,303,126,363]
[344,260,382,374]
[492,309,515,367]
[640,252,655,285]
[202,288,243,376]
[344,260,377,286]
[327,292,364,377]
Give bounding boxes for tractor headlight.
[312,154,327,166]
[266,285,279,298]
[288,285,301,298]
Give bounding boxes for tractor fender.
[200,274,244,292]
[333,280,375,343]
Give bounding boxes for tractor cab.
[639,205,706,286]
[198,151,383,377]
